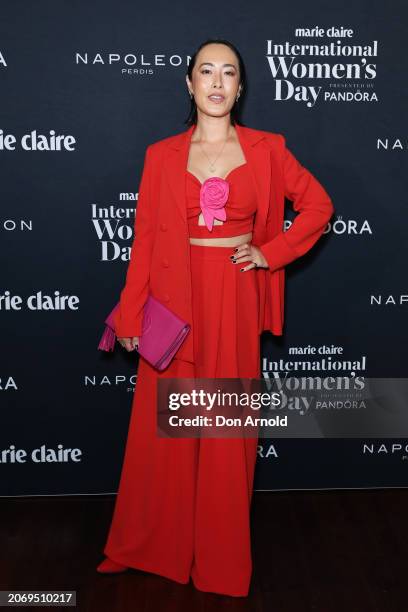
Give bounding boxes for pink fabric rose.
[200,177,229,231]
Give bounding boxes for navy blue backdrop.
[1,0,407,495]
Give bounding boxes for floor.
[0,489,406,611]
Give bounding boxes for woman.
[97,38,334,597]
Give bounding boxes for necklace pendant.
[210,166,215,172]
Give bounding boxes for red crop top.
[186,162,257,238]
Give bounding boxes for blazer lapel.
[163,122,271,234]
[235,123,271,243]
[164,124,194,227]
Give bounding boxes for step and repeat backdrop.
[1,1,407,496]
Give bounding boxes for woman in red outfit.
[97,38,334,597]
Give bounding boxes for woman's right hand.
[117,336,139,352]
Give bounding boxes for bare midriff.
[189,231,252,247]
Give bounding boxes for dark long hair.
[184,38,247,127]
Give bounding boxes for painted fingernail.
[234,248,239,252]
[240,268,244,272]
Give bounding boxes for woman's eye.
[200,69,236,76]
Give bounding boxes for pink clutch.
[98,294,191,371]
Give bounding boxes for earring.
[189,91,193,99]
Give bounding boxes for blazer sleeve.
[259,134,334,273]
[113,144,154,338]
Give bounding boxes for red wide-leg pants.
[103,244,261,597]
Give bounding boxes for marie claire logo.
[75,52,188,75]
[262,342,367,382]
[119,192,138,201]
[0,51,6,67]
[266,30,378,107]
[0,290,80,311]
[0,129,76,151]
[0,444,83,464]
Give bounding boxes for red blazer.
[114,123,334,364]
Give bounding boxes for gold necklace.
[196,128,230,173]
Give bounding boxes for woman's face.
[186,43,242,120]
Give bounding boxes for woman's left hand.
[230,243,269,271]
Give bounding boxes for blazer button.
[162,258,169,268]
[160,222,167,231]
[163,293,170,302]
